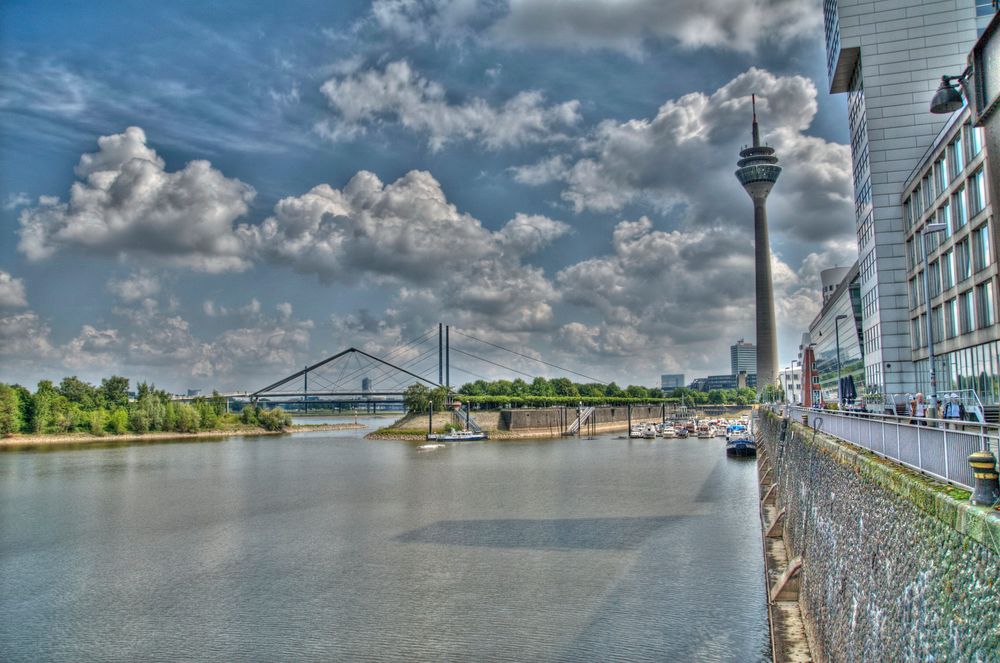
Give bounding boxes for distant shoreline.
[0,423,367,450]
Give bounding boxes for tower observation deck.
[735,95,781,393]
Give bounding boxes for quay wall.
[500,405,665,431]
[758,411,1000,662]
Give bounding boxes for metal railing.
[785,405,1000,491]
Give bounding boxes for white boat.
[426,430,487,442]
[661,427,676,439]
[417,443,446,450]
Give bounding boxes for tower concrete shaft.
[735,96,781,391]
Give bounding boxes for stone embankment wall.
[500,405,664,431]
[759,411,1000,661]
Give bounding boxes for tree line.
[401,378,762,412]
[0,376,290,437]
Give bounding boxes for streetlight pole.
[922,222,948,418]
[835,314,848,406]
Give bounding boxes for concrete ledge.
[770,411,1000,555]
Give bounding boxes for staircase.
[982,405,999,424]
[563,406,595,435]
[453,409,483,433]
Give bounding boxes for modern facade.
[779,361,804,403]
[730,339,757,377]
[821,267,851,304]
[902,105,997,402]
[735,99,781,390]
[822,0,992,397]
[700,373,758,392]
[808,262,865,403]
[660,374,685,391]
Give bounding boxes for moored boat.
[726,433,756,456]
[427,430,487,441]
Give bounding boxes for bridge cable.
[450,329,607,384]
[448,347,539,380]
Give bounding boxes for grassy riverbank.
[0,422,367,450]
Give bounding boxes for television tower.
[735,95,781,391]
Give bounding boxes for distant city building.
[902,104,996,402]
[808,262,864,404]
[689,377,708,391]
[186,389,202,397]
[701,373,758,391]
[822,0,992,396]
[779,361,803,404]
[362,377,372,393]
[730,339,757,376]
[820,267,850,304]
[660,374,685,391]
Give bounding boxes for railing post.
[943,427,950,481]
[917,423,923,471]
[881,419,886,454]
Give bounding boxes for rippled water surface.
[0,431,769,662]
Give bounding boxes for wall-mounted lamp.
[930,66,973,114]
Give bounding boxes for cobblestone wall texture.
[759,412,1000,662]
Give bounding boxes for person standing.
[914,393,927,425]
[943,393,965,428]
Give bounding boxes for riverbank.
[0,423,367,450]
[366,410,667,441]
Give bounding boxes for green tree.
[100,376,130,409]
[31,381,57,433]
[10,384,32,433]
[529,377,555,397]
[0,384,21,435]
[107,407,129,434]
[625,385,649,399]
[550,378,579,397]
[173,403,201,433]
[510,378,529,396]
[403,383,431,413]
[257,408,291,431]
[707,389,726,404]
[604,382,624,397]
[58,376,99,408]
[429,386,449,411]
[89,408,108,435]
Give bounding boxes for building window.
[911,317,923,349]
[953,186,968,229]
[941,250,955,290]
[948,136,965,179]
[976,281,995,327]
[929,259,941,297]
[934,159,946,197]
[961,289,975,334]
[933,305,944,343]
[940,201,952,238]
[967,123,983,158]
[974,224,991,272]
[969,169,987,216]
[923,174,933,209]
[913,184,924,216]
[957,238,973,282]
[946,298,959,338]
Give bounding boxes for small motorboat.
[726,433,756,457]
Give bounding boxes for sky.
[0,0,857,393]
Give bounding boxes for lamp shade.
[930,78,965,114]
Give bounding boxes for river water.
[0,425,769,662]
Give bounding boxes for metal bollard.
[968,450,1000,506]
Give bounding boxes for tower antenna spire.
[751,94,760,147]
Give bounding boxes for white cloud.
[364,0,820,56]
[317,60,581,150]
[489,0,820,56]
[18,127,255,272]
[106,270,162,303]
[3,192,31,210]
[514,67,854,252]
[0,271,28,308]
[0,311,55,359]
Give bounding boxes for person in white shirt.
[914,393,927,425]
[943,393,964,428]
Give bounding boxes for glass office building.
[903,108,998,402]
[809,263,865,403]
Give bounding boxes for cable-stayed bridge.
[243,324,605,411]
